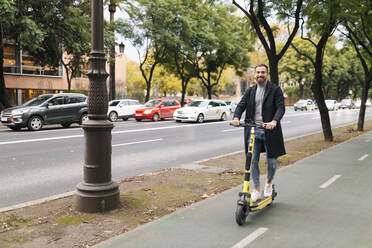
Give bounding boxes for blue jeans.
[250,129,277,187]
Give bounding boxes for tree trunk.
[298,77,304,99]
[0,23,11,108]
[268,56,279,85]
[357,72,371,131]
[312,36,333,142]
[145,82,151,102]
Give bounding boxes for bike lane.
[94,131,372,248]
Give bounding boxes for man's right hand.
[231,118,240,127]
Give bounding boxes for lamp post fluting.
[75,0,120,213]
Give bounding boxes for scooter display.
[231,121,277,225]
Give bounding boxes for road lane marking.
[320,175,341,189]
[112,138,163,147]
[0,134,83,145]
[366,137,372,142]
[0,121,230,145]
[358,154,369,161]
[231,227,268,248]
[222,129,241,132]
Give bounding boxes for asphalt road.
[94,131,372,248]
[0,107,371,208]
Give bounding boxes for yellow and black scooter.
[231,121,277,225]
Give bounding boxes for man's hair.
[255,64,268,72]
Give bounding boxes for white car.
[325,99,339,111]
[107,99,143,121]
[173,99,229,123]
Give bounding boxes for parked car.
[224,100,238,114]
[173,99,229,123]
[366,99,371,107]
[294,99,315,111]
[0,93,87,131]
[133,99,181,121]
[107,99,143,122]
[325,99,339,111]
[339,99,355,109]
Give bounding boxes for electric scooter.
[230,121,277,225]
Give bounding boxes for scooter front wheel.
[235,204,248,225]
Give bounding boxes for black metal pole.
[75,0,119,213]
[109,2,116,101]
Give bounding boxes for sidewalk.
[93,131,372,248]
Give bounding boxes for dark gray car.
[0,93,88,131]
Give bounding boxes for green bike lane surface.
[94,132,372,248]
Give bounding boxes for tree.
[195,2,252,99]
[27,1,90,93]
[0,0,44,108]
[291,0,346,142]
[340,0,372,131]
[232,0,303,85]
[117,0,174,102]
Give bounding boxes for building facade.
[3,42,127,106]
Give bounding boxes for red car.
[133,99,181,121]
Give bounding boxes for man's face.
[255,66,268,84]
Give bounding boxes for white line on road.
[320,175,341,189]
[222,129,241,132]
[0,134,83,145]
[112,138,163,147]
[231,227,268,248]
[0,121,229,145]
[366,137,372,143]
[358,154,369,161]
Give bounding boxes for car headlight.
[144,109,152,114]
[12,109,30,115]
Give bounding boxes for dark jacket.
[234,81,286,158]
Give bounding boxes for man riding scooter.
[231,64,286,203]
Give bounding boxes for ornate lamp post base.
[75,119,119,213]
[75,181,119,213]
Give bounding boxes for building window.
[3,41,63,77]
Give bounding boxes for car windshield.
[297,100,306,104]
[23,95,53,106]
[145,100,161,107]
[188,101,208,107]
[341,99,351,104]
[109,101,120,106]
[225,101,231,105]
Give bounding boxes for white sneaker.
[264,183,273,198]
[251,190,262,202]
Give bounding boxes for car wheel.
[80,113,88,125]
[220,112,227,121]
[8,126,21,131]
[61,123,71,128]
[122,117,129,121]
[176,120,181,123]
[27,116,43,131]
[196,114,204,123]
[152,113,160,122]
[109,111,118,122]
[135,119,142,122]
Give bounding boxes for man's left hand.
[263,120,277,130]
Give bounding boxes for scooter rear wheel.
[235,204,248,225]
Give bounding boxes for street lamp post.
[109,2,116,101]
[75,0,120,213]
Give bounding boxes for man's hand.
[231,118,240,127]
[263,120,277,130]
